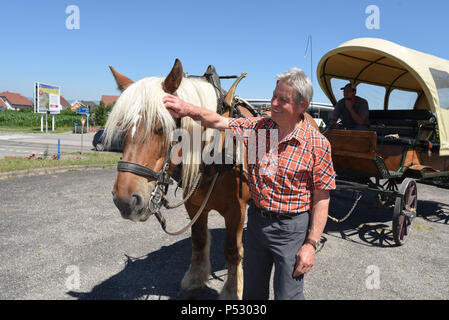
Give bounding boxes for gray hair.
[277,67,313,106]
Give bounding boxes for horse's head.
[105,60,217,222]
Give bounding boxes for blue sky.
[1,0,449,104]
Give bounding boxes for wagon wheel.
[375,178,398,208]
[392,178,418,246]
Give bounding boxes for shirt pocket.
[277,161,311,190]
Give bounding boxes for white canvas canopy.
[317,38,449,156]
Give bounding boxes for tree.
[93,101,114,127]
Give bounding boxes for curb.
[0,164,116,180]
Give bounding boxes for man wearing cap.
[330,83,370,130]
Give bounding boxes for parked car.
[92,129,123,152]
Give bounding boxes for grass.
[0,152,122,173]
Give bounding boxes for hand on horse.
[163,94,188,118]
[293,244,315,277]
[163,94,192,118]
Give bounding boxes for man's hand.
[293,243,315,277]
[163,94,191,118]
[345,99,355,112]
[163,94,229,130]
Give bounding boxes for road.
[0,132,97,158]
[0,169,448,300]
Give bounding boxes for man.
[330,83,370,129]
[163,68,336,300]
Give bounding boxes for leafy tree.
[93,101,114,127]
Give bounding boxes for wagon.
[316,38,449,245]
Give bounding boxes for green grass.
[0,152,122,173]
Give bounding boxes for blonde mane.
[104,76,218,193]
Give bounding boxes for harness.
[116,66,262,235]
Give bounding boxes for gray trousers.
[243,203,310,300]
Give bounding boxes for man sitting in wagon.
[330,83,370,130]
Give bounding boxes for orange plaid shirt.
[228,117,336,215]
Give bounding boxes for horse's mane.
[104,76,218,193]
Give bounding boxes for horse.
[104,59,319,299]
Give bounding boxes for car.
[92,129,123,152]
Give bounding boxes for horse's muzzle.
[112,192,149,222]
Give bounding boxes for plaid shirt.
[228,117,336,215]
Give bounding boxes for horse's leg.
[180,202,211,296]
[220,200,246,300]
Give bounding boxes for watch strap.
[304,239,318,250]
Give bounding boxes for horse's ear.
[163,59,183,94]
[109,66,134,92]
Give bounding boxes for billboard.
[34,82,61,114]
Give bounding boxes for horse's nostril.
[132,194,143,207]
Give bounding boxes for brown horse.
[105,59,318,299]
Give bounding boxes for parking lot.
[0,168,448,300]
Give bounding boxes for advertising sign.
[34,82,61,114]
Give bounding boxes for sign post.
[45,111,49,134]
[81,118,86,154]
[78,107,90,133]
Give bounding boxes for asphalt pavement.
[0,168,448,300]
[0,132,97,158]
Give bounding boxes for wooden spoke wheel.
[392,178,418,246]
[375,178,398,208]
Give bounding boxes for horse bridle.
[116,138,221,236]
[117,142,174,216]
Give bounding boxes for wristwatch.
[304,239,319,251]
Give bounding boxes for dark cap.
[340,83,357,91]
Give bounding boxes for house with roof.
[60,96,72,110]
[100,95,119,107]
[0,99,7,111]
[0,91,33,111]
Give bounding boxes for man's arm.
[329,102,341,128]
[163,94,229,130]
[345,99,368,125]
[293,189,330,276]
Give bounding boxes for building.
[60,96,72,110]
[100,95,119,107]
[0,91,33,111]
[0,99,7,111]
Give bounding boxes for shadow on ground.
[322,191,448,249]
[67,228,228,300]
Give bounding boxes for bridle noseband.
[117,143,174,216]
[117,160,172,186]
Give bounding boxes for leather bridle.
[117,141,174,217]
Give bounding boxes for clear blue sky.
[1,0,449,103]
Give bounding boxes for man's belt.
[254,205,309,220]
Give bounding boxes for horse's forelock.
[104,76,218,194]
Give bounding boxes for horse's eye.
[154,127,164,136]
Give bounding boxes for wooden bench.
[369,109,437,147]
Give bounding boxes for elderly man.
[163,68,336,300]
[330,83,370,129]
